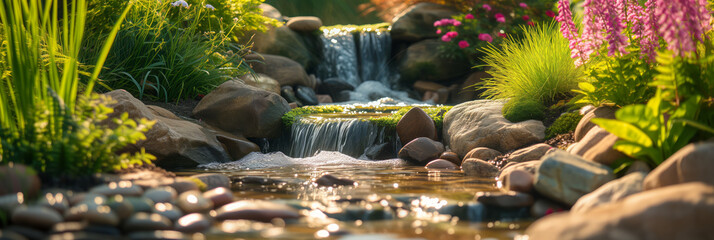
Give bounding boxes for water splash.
[199,151,406,170]
[289,116,395,158]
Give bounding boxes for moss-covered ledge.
[320,22,391,34]
[282,105,453,129]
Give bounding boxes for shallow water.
[181,154,532,239]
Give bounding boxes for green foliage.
[502,99,546,122]
[572,51,657,107]
[479,22,583,105]
[282,105,346,126]
[320,23,391,34]
[281,105,453,129]
[369,106,453,129]
[83,0,257,102]
[545,112,582,139]
[0,0,155,175]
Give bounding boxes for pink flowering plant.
[433,0,556,64]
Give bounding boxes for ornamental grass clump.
[478,22,584,106]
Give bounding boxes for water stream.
[317,28,393,88]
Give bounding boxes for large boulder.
[192,80,290,139]
[644,142,714,190]
[245,54,316,88]
[443,100,545,157]
[105,90,257,168]
[396,107,437,145]
[316,78,355,100]
[533,150,615,205]
[286,16,322,32]
[569,126,627,166]
[571,172,645,213]
[259,4,282,20]
[398,39,471,83]
[526,182,714,240]
[390,3,459,42]
[241,74,281,95]
[573,106,616,141]
[250,27,319,70]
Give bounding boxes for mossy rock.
[545,112,583,139]
[282,105,453,129]
[502,99,546,123]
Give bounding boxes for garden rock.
[105,90,235,168]
[569,126,626,166]
[500,169,534,193]
[571,172,645,213]
[476,191,534,208]
[463,147,502,162]
[37,192,70,214]
[317,78,355,100]
[203,187,233,207]
[364,142,397,160]
[413,81,447,93]
[507,143,552,163]
[390,3,459,42]
[533,150,615,205]
[242,74,281,94]
[123,213,173,232]
[295,85,319,105]
[286,16,322,32]
[245,53,315,88]
[397,137,444,164]
[574,106,616,141]
[90,181,143,197]
[526,182,714,240]
[396,107,437,145]
[461,159,499,178]
[315,174,356,187]
[644,141,714,190]
[626,160,651,174]
[193,80,290,139]
[176,191,213,213]
[175,213,211,233]
[443,100,545,156]
[0,163,41,198]
[250,27,317,69]
[12,206,63,229]
[259,3,282,20]
[398,39,471,83]
[215,200,300,222]
[153,203,183,222]
[439,152,461,165]
[281,86,301,105]
[317,94,333,103]
[454,71,490,103]
[142,187,176,204]
[425,159,459,170]
[64,203,120,226]
[189,173,230,190]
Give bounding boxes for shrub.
[0,0,155,175]
[545,111,582,139]
[502,99,546,122]
[478,22,583,106]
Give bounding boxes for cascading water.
[317,27,393,88]
[288,115,395,158]
[359,31,392,86]
[317,28,361,87]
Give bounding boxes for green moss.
[545,112,583,139]
[502,99,546,123]
[282,105,346,126]
[320,23,391,34]
[282,105,453,129]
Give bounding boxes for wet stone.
[326,204,394,221]
[314,174,355,187]
[152,203,183,222]
[425,159,459,170]
[64,203,120,226]
[464,147,502,162]
[143,187,177,204]
[90,181,143,197]
[189,173,230,190]
[235,176,286,185]
[50,222,121,236]
[106,196,134,220]
[0,229,28,240]
[203,187,234,207]
[295,85,319,106]
[127,230,188,240]
[4,225,46,240]
[165,179,199,194]
[461,158,499,178]
[37,192,70,214]
[215,200,300,222]
[177,191,213,214]
[463,202,531,222]
[46,232,120,240]
[475,191,534,208]
[0,193,25,212]
[174,213,211,233]
[439,151,461,165]
[123,213,173,232]
[11,206,63,229]
[124,197,155,213]
[69,193,106,207]
[501,169,534,193]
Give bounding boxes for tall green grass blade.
[86,1,133,97]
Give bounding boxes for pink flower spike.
[519,2,528,8]
[546,10,556,18]
[478,33,493,43]
[527,21,535,26]
[495,13,506,23]
[446,31,459,38]
[433,20,442,27]
[465,13,475,19]
[441,35,452,42]
[458,40,470,48]
[453,20,462,26]
[436,29,442,34]
[522,15,530,21]
[483,4,492,11]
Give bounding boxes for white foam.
[199,151,407,170]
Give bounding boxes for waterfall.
[287,116,396,158]
[317,28,393,88]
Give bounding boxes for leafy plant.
[0,0,155,175]
[478,22,583,106]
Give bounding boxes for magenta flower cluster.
[434,18,462,27]
[557,0,712,65]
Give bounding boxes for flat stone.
[143,187,177,203]
[644,141,714,190]
[317,78,354,100]
[69,193,106,207]
[202,187,234,207]
[397,137,444,164]
[50,222,120,236]
[127,230,187,240]
[176,191,213,214]
[174,213,211,233]
[396,107,437,145]
[526,183,714,240]
[439,152,461,165]
[314,174,356,187]
[12,206,63,229]
[106,196,134,220]
[123,213,172,232]
[286,16,322,32]
[507,143,552,163]
[533,150,615,205]
[165,179,199,194]
[573,106,616,141]
[64,203,120,226]
[0,229,30,240]
[463,147,502,162]
[476,191,534,208]
[461,158,499,178]
[571,172,645,213]
[295,85,319,106]
[425,159,459,170]
[391,3,459,41]
[152,203,183,222]
[0,193,25,212]
[46,232,119,240]
[38,193,70,214]
[625,160,651,175]
[4,225,46,240]
[501,169,534,193]
[569,126,626,165]
[123,197,155,213]
[215,200,300,222]
[189,173,230,190]
[90,181,143,197]
[0,163,41,198]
